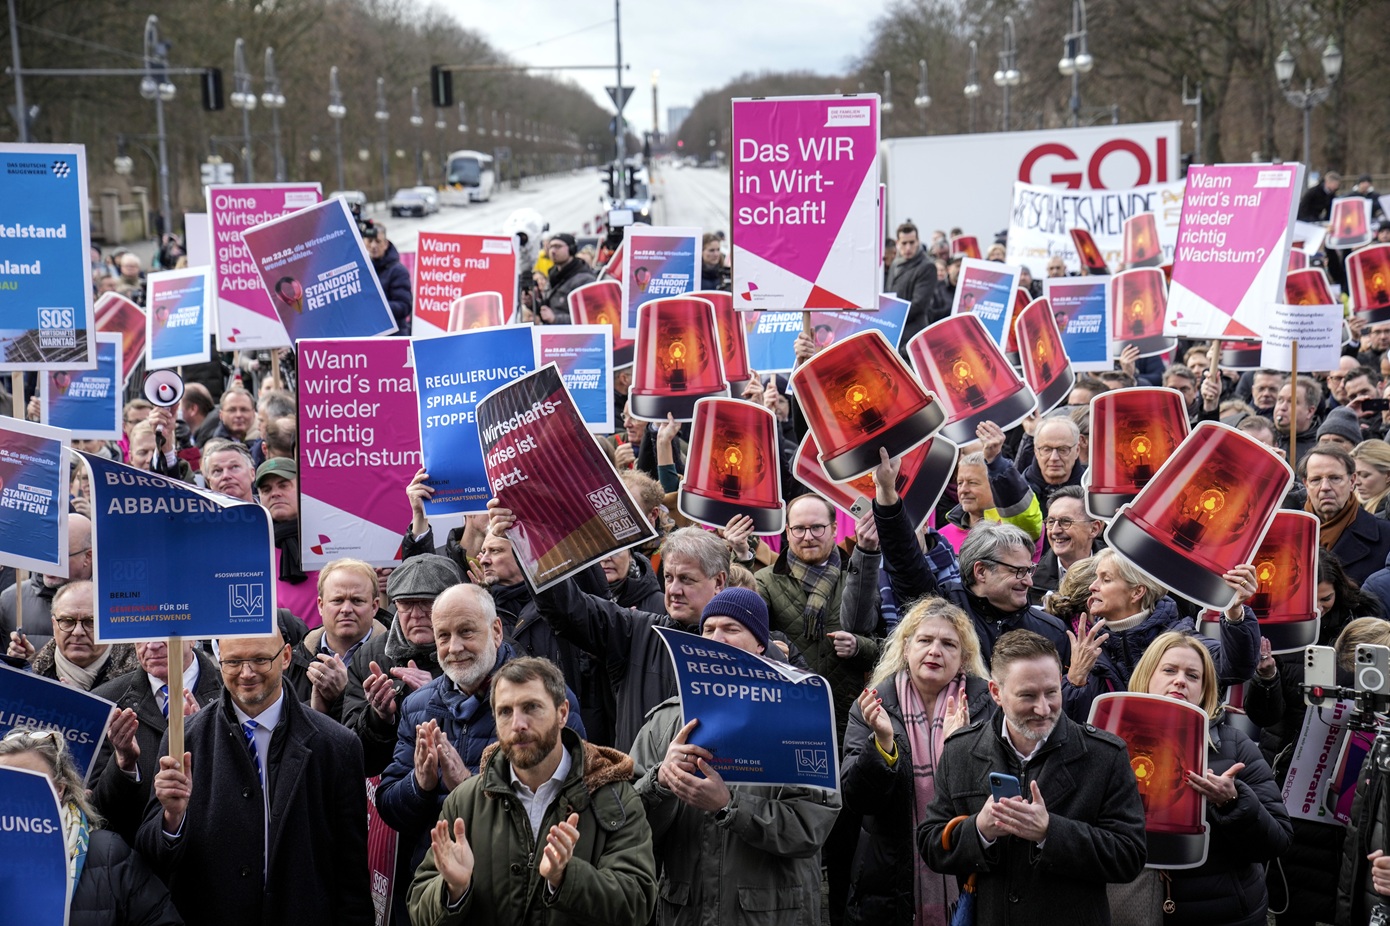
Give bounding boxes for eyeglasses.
[68,547,90,557]
[53,615,95,632]
[220,655,279,672]
[1035,445,1077,458]
[788,524,830,539]
[984,559,1038,580]
[1043,517,1084,529]
[2,728,59,743]
[1306,475,1349,488]
[394,599,433,616]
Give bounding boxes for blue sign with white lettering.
[0,766,67,926]
[0,143,96,372]
[742,294,911,374]
[654,627,839,789]
[0,417,68,575]
[412,326,536,516]
[81,452,276,642]
[0,664,116,783]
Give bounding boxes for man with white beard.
[375,584,585,926]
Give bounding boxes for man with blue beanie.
[628,587,841,926]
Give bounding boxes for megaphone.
[143,370,185,408]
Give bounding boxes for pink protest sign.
[208,183,321,349]
[413,232,518,337]
[298,337,420,569]
[1164,164,1303,340]
[731,94,880,310]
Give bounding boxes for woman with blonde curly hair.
[841,597,993,926]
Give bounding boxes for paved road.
[376,162,732,253]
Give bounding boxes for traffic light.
[201,68,224,111]
[430,65,454,107]
[601,164,615,198]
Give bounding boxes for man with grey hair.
[342,552,462,775]
[2,511,93,655]
[1021,414,1086,514]
[514,517,730,752]
[199,438,256,501]
[873,452,1092,717]
[377,582,585,926]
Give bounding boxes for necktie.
[242,720,262,786]
[159,685,170,717]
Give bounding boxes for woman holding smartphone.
[841,597,994,926]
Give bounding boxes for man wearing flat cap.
[341,552,463,776]
[629,587,842,926]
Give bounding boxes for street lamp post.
[262,48,286,182]
[434,102,447,185]
[410,86,425,186]
[964,40,981,133]
[914,58,931,131]
[1057,0,1093,128]
[375,77,391,204]
[327,66,346,192]
[230,38,256,181]
[140,16,175,237]
[1275,38,1342,170]
[993,16,1021,131]
[881,70,893,135]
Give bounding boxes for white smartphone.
[1304,645,1337,707]
[848,495,871,519]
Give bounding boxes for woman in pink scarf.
[841,597,994,926]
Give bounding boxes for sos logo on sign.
[37,307,75,330]
[1018,137,1173,190]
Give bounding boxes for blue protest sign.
[743,294,911,374]
[654,627,839,789]
[0,663,116,783]
[39,332,122,439]
[0,417,69,575]
[146,266,212,369]
[621,225,700,336]
[0,766,67,926]
[240,196,398,343]
[81,452,276,643]
[952,258,1023,348]
[412,325,535,515]
[0,143,95,372]
[533,325,614,433]
[1044,277,1114,372]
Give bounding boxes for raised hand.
[1065,615,1108,686]
[539,812,581,889]
[857,688,894,754]
[414,721,441,791]
[108,708,141,773]
[363,661,399,721]
[430,817,475,903]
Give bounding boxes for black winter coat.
[535,572,698,752]
[889,248,943,347]
[371,241,412,335]
[1164,720,1292,926]
[341,631,445,777]
[919,711,1148,926]
[89,651,224,844]
[70,828,183,926]
[1338,746,1390,926]
[841,674,995,926]
[542,258,597,323]
[135,683,373,926]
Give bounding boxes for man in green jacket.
[408,657,657,926]
[630,588,841,926]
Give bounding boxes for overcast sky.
[437,0,882,135]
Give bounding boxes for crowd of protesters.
[12,173,1390,926]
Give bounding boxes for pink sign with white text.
[1165,164,1302,340]
[208,183,321,349]
[298,337,420,569]
[731,94,880,310]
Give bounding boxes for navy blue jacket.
[372,241,412,335]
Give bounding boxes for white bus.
[442,149,496,204]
